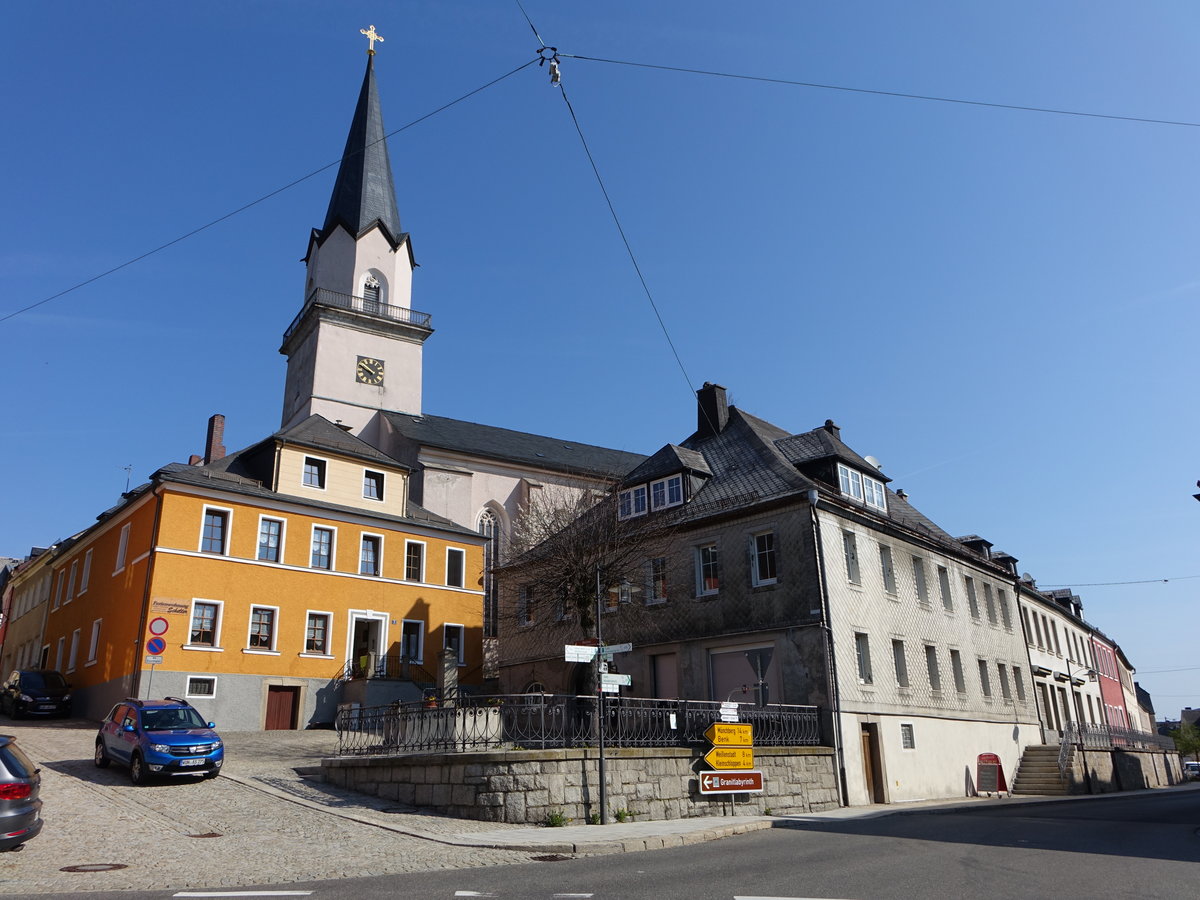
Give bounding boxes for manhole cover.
[531,854,573,862]
[188,832,223,838]
[60,864,129,873]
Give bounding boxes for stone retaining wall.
[322,745,839,824]
[1066,746,1183,793]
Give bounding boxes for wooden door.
[265,686,299,730]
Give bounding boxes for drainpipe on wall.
[132,486,166,700]
[807,489,848,807]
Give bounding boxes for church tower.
[280,32,431,433]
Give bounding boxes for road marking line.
[734,896,858,900]
[552,895,594,899]
[173,893,314,898]
[454,893,497,898]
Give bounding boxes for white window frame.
[862,475,887,512]
[879,545,897,595]
[751,531,778,587]
[363,469,385,501]
[114,523,131,573]
[256,515,286,563]
[80,549,93,594]
[445,547,466,588]
[54,636,65,671]
[86,618,102,665]
[199,505,233,556]
[838,463,864,502]
[964,576,980,619]
[66,628,81,673]
[618,485,649,520]
[246,604,280,653]
[900,722,916,750]
[302,455,328,491]
[519,585,535,627]
[53,570,65,609]
[892,639,909,688]
[443,623,465,665]
[978,658,992,697]
[854,632,873,685]
[924,644,941,693]
[401,619,425,662]
[842,531,861,585]
[185,598,225,651]
[186,676,218,699]
[912,555,928,605]
[649,474,684,511]
[950,648,966,693]
[359,532,384,577]
[695,543,720,596]
[310,525,336,571]
[646,557,668,605]
[404,540,426,582]
[937,565,953,611]
[66,560,78,603]
[302,610,334,657]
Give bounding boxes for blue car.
[94,698,224,785]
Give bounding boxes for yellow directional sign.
[704,723,753,747]
[704,746,755,769]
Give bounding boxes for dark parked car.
[0,670,72,718]
[95,697,224,785]
[0,735,43,851]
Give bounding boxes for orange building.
[23,414,485,730]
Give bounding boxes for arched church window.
[478,509,501,638]
[362,274,382,313]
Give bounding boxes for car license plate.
[38,705,56,710]
[179,758,206,767]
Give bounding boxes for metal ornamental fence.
[335,693,822,757]
[1058,721,1176,775]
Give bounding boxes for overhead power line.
[562,53,1200,129]
[1038,574,1200,588]
[0,58,538,327]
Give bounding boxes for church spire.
[321,49,403,244]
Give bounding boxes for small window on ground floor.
[186,677,217,698]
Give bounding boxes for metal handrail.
[341,655,438,686]
[282,288,432,345]
[335,693,823,757]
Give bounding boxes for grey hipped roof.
[382,411,646,479]
[319,55,405,246]
[152,415,473,537]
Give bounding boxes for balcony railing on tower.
[283,288,432,345]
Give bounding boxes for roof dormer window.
[650,474,684,511]
[837,463,886,513]
[618,485,648,520]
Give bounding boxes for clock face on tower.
[356,356,385,385]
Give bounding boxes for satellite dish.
[864,455,882,469]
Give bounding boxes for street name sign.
[704,746,755,769]
[600,673,632,686]
[600,682,619,693]
[144,655,163,665]
[698,770,764,794]
[565,644,598,663]
[704,723,753,746]
[597,642,633,659]
[719,701,740,723]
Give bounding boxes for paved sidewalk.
[1,720,1194,894]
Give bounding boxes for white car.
[1183,761,1200,780]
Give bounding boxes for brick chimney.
[823,419,841,440]
[696,382,730,438]
[204,414,226,464]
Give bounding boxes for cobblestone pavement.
[0,720,540,895]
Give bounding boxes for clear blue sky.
[2,2,1197,714]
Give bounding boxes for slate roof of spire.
[321,55,404,244]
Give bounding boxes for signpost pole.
[595,565,607,825]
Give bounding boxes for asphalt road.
[221,788,1199,900]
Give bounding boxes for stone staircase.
[1012,743,1070,795]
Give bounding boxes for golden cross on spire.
[360,24,384,55]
